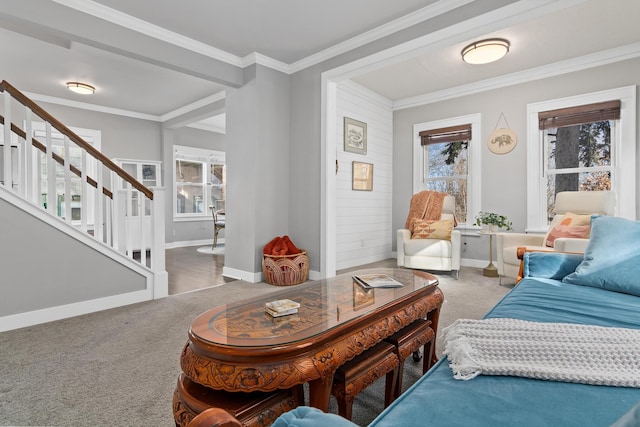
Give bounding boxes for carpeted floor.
[0,264,511,426]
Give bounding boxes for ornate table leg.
[308,373,335,411]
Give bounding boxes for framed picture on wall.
[352,161,373,191]
[344,117,367,154]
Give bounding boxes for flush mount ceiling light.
[66,82,95,95]
[461,38,510,64]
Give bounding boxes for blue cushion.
[562,216,640,296]
[272,406,358,427]
[523,252,583,280]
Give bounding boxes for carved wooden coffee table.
[176,268,443,419]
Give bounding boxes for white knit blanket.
[442,318,640,387]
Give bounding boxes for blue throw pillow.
[562,216,640,296]
[524,252,584,280]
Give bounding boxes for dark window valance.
[419,124,472,145]
[538,100,621,130]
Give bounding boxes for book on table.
[265,299,300,317]
[352,273,404,289]
[265,307,299,317]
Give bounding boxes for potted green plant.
[474,211,512,232]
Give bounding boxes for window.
[413,114,481,227]
[526,86,636,231]
[420,124,470,223]
[541,101,618,221]
[173,145,225,219]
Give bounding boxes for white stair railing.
[0,80,166,292]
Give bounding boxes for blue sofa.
[274,216,640,427]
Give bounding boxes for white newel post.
[150,187,168,298]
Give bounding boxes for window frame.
[173,145,225,221]
[413,113,481,230]
[526,86,636,232]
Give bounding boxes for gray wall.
[393,58,640,262]
[286,1,516,273]
[224,65,290,275]
[0,198,146,316]
[39,102,162,160]
[8,0,549,281]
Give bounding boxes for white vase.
[486,224,498,233]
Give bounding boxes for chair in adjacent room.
[397,192,461,278]
[496,190,616,284]
[210,200,225,249]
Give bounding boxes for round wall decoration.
[488,127,517,154]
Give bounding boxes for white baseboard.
[308,269,321,280]
[222,266,260,282]
[0,289,153,333]
[222,266,321,284]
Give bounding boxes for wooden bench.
[173,373,304,427]
[331,341,399,420]
[384,319,435,399]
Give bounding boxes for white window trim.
[413,113,481,231]
[526,85,636,232]
[173,144,225,221]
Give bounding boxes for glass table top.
[189,268,438,348]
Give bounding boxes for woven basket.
[262,250,309,286]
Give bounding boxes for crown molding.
[241,52,290,74]
[28,0,619,122]
[23,89,228,124]
[393,41,640,111]
[160,91,226,122]
[50,0,475,75]
[28,41,639,124]
[288,0,474,73]
[50,0,243,66]
[187,122,226,134]
[24,92,161,121]
[324,0,589,83]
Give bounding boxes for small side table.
[478,230,498,277]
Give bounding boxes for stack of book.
[265,299,301,317]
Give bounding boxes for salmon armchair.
[397,195,461,279]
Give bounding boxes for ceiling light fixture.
[66,82,95,95]
[461,38,510,64]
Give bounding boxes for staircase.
[0,80,167,332]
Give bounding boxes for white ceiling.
[91,0,437,64]
[353,0,640,101]
[0,0,639,131]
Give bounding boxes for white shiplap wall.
[335,81,393,270]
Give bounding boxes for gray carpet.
[0,264,510,427]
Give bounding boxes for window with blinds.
[540,100,619,221]
[419,123,471,223]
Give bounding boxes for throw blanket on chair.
[405,190,450,231]
[442,318,640,387]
